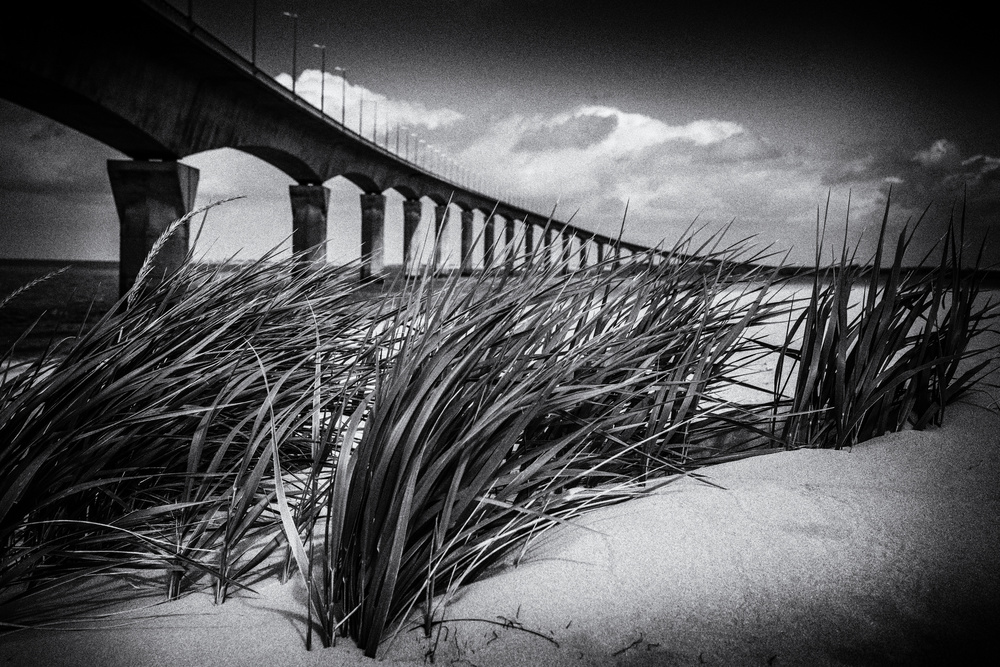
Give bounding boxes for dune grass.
[0,200,995,656]
[773,196,998,449]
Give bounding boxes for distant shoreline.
[0,257,119,270]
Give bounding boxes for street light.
[372,100,378,143]
[251,0,258,66]
[312,44,326,114]
[282,10,298,94]
[418,139,426,166]
[333,66,347,125]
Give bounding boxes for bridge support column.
[433,204,449,274]
[579,235,588,269]
[542,226,554,271]
[360,192,386,281]
[402,199,422,274]
[561,231,572,274]
[107,159,199,297]
[290,185,329,266]
[505,218,516,273]
[483,215,496,269]
[460,209,475,275]
[524,222,534,266]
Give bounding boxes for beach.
[2,265,998,666]
[2,391,997,666]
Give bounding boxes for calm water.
[0,259,119,355]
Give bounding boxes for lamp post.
[372,101,378,143]
[333,67,347,125]
[312,43,326,114]
[418,139,425,166]
[282,10,298,94]
[251,0,257,66]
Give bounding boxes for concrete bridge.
[0,0,650,294]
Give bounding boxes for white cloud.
[460,106,749,201]
[456,104,917,263]
[535,106,744,154]
[913,138,961,169]
[277,70,464,132]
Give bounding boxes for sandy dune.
[2,390,998,666]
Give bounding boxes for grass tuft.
[1,197,995,656]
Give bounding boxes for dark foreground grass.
[774,196,998,449]
[0,202,996,657]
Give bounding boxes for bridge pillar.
[289,185,329,266]
[433,204,449,273]
[561,231,572,274]
[402,199,422,274]
[596,242,605,266]
[504,218,516,273]
[538,225,552,269]
[538,226,551,269]
[460,209,475,275]
[360,193,386,280]
[483,215,496,269]
[107,159,199,297]
[579,235,588,269]
[524,222,534,266]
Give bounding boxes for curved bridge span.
[0,0,653,293]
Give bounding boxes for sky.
[1,1,998,268]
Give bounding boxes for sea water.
[0,259,118,356]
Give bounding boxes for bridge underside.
[0,0,640,292]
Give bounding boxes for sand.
[3,288,999,666]
[2,392,997,667]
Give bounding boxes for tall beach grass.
[1,200,995,656]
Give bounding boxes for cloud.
[913,138,962,169]
[962,154,1000,189]
[513,113,617,152]
[461,106,776,213]
[460,106,749,200]
[818,136,1000,209]
[821,138,1000,264]
[277,70,464,131]
[697,131,784,163]
[868,139,1000,210]
[455,105,1000,266]
[573,106,744,153]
